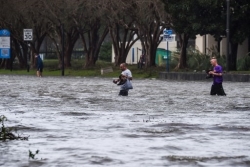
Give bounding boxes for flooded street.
[0,75,250,167]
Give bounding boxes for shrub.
[99,42,112,62]
[237,54,250,71]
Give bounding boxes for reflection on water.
[0,75,250,167]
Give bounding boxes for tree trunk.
[109,23,139,66]
[64,44,74,67]
[79,20,108,68]
[176,33,189,69]
[148,40,158,67]
[64,38,75,67]
[230,42,238,71]
[10,40,28,69]
[60,29,79,68]
[137,22,163,67]
[49,26,79,68]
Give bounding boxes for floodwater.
[0,75,250,167]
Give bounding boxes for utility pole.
[61,24,64,76]
[226,0,230,72]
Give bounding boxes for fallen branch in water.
[0,115,29,141]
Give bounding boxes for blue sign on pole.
[167,30,172,35]
[0,29,11,59]
[162,28,172,72]
[163,29,168,35]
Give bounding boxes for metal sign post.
[23,29,33,72]
[167,39,169,72]
[163,29,173,72]
[226,0,230,72]
[61,24,65,76]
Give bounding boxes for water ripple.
[0,76,250,167]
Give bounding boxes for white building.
[196,34,249,58]
[112,34,249,65]
[111,35,177,65]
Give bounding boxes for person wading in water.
[208,57,226,96]
[113,63,133,96]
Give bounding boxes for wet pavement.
[0,75,250,167]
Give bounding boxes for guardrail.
[159,72,250,82]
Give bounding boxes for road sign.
[0,29,11,59]
[163,29,168,35]
[167,30,172,35]
[166,35,174,42]
[163,34,174,42]
[163,28,172,35]
[23,29,33,41]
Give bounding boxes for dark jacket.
[37,55,43,69]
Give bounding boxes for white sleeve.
[122,69,132,78]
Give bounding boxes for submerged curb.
[159,72,250,82]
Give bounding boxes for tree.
[130,0,170,67]
[0,0,31,69]
[72,0,109,68]
[163,0,250,71]
[42,0,80,68]
[163,0,224,69]
[225,0,250,70]
[21,1,49,68]
[102,0,139,66]
[0,0,49,69]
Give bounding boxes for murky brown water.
[0,75,250,167]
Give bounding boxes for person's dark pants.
[37,68,43,73]
[210,83,226,96]
[119,90,128,96]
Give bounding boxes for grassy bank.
[0,59,166,79]
[1,59,249,78]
